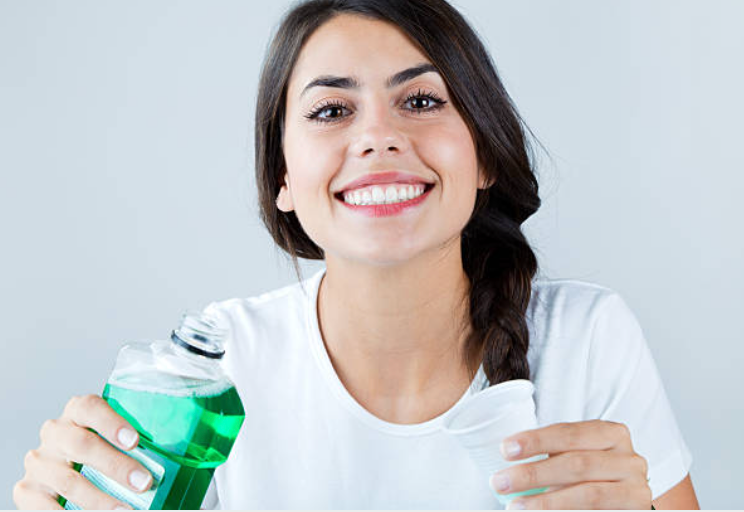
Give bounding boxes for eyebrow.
[300,63,439,98]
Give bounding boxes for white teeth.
[342,184,428,205]
[385,186,398,204]
[372,187,385,203]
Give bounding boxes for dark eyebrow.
[300,63,439,98]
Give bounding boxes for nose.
[351,104,410,158]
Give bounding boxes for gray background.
[1,0,741,508]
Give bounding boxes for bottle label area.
[64,446,165,510]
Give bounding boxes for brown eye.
[322,106,344,119]
[403,89,447,114]
[304,101,350,123]
[410,96,431,109]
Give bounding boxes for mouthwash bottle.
[60,311,245,510]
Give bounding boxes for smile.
[334,183,435,217]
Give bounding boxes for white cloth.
[200,266,692,509]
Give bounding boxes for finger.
[24,452,132,510]
[501,420,634,462]
[13,480,63,510]
[38,420,153,493]
[61,394,140,451]
[491,450,638,495]
[507,480,652,510]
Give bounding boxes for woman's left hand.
[489,419,652,509]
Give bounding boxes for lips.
[335,171,434,195]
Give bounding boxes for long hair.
[255,0,542,386]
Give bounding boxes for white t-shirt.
[200,266,692,509]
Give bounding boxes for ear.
[275,171,295,213]
[477,166,496,190]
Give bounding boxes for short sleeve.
[583,293,693,500]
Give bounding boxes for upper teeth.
[343,184,426,205]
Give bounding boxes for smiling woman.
[12,0,698,510]
[245,0,695,509]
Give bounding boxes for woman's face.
[279,14,487,267]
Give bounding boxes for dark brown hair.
[255,0,542,386]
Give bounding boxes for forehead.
[287,14,432,97]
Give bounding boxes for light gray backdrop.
[1,0,741,509]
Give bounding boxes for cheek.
[416,120,479,198]
[283,129,346,208]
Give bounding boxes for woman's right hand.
[13,394,153,510]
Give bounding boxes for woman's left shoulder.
[528,277,634,333]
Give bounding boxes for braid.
[461,185,540,386]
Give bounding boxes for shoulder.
[527,278,654,422]
[528,278,636,342]
[526,277,647,388]
[201,269,321,346]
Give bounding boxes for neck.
[317,238,476,420]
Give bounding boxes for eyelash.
[304,89,448,124]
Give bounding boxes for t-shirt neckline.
[304,266,488,437]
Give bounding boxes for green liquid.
[61,375,245,510]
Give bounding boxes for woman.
[14,0,699,509]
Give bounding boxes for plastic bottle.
[60,311,245,510]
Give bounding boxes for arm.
[653,474,699,509]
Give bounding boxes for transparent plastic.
[441,379,549,507]
[59,311,245,510]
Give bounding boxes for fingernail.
[117,427,138,449]
[501,440,522,458]
[129,469,152,491]
[507,500,526,510]
[490,472,511,493]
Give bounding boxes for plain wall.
[1,0,742,508]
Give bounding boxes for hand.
[13,394,153,510]
[489,419,652,509]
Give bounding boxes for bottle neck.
[171,310,227,360]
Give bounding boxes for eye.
[402,88,448,114]
[304,89,448,124]
[304,100,350,124]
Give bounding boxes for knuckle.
[79,394,102,413]
[614,421,630,438]
[65,394,101,419]
[12,480,29,506]
[63,395,81,417]
[39,418,58,444]
[23,449,40,472]
[635,454,649,476]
